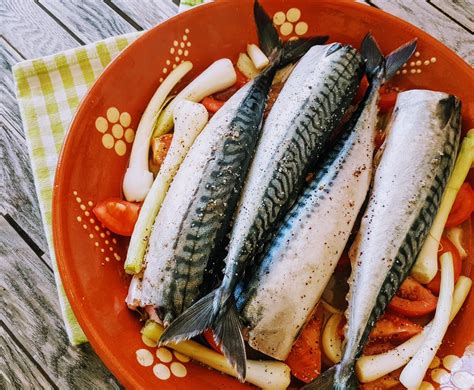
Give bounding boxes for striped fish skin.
[335,90,461,387]
[220,44,365,299]
[134,67,277,326]
[238,81,380,361]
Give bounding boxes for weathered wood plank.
[109,0,177,30]
[0,217,121,389]
[39,0,138,43]
[0,0,79,58]
[0,326,54,390]
[371,0,474,65]
[430,0,474,32]
[0,36,50,260]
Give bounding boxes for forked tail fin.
[361,33,417,83]
[302,364,359,390]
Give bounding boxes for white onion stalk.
[237,52,260,79]
[356,271,472,384]
[122,61,193,202]
[399,252,454,389]
[322,313,343,364]
[447,226,468,258]
[247,43,269,70]
[124,101,208,274]
[152,58,236,137]
[141,321,291,390]
[412,130,474,283]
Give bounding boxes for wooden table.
[1,0,472,388]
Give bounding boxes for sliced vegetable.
[322,313,343,364]
[356,275,472,383]
[285,306,324,383]
[124,101,208,274]
[203,329,221,353]
[378,89,398,113]
[93,198,141,236]
[201,96,225,113]
[273,63,296,86]
[363,341,396,356]
[446,226,468,258]
[141,321,291,389]
[360,368,403,390]
[445,182,473,227]
[426,236,462,294]
[399,252,454,390]
[247,43,269,70]
[321,299,342,314]
[122,61,193,202]
[369,313,422,341]
[151,133,173,167]
[236,52,260,79]
[388,277,438,317]
[235,68,249,88]
[153,58,236,137]
[412,130,474,283]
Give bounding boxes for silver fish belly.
[220,44,365,298]
[239,81,379,361]
[134,68,276,325]
[337,89,461,385]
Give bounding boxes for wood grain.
[0,217,121,389]
[0,40,49,255]
[371,0,474,65]
[109,0,177,30]
[39,0,138,43]
[0,325,54,389]
[0,0,79,58]
[430,0,474,32]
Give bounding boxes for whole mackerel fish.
[238,34,418,362]
[161,41,365,377]
[307,89,461,389]
[131,2,327,327]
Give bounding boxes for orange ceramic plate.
[53,1,474,388]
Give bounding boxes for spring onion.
[237,52,260,79]
[399,252,454,389]
[447,226,468,258]
[122,61,193,202]
[322,313,343,364]
[247,44,269,70]
[141,321,291,389]
[356,274,471,384]
[411,130,474,283]
[124,100,208,274]
[152,58,236,138]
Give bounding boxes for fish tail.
[159,289,247,380]
[302,364,358,390]
[361,32,417,82]
[254,0,328,67]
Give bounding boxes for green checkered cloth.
[13,32,142,345]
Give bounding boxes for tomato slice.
[363,341,396,356]
[446,182,473,228]
[369,313,422,342]
[354,75,369,103]
[151,133,173,168]
[379,89,398,113]
[388,277,438,317]
[426,236,462,294]
[285,306,324,383]
[93,198,141,236]
[201,96,225,113]
[234,68,249,88]
[203,330,221,353]
[335,251,351,271]
[360,368,404,390]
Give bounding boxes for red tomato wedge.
[374,130,386,150]
[363,341,396,356]
[388,277,438,317]
[234,68,249,88]
[354,75,369,103]
[378,86,399,113]
[446,182,474,228]
[93,198,141,236]
[426,236,462,294]
[285,306,324,383]
[201,96,225,113]
[203,330,221,353]
[151,133,172,167]
[369,313,422,342]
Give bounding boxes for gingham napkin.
[13,0,207,345]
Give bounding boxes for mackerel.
[161,41,365,377]
[307,88,461,389]
[133,1,327,336]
